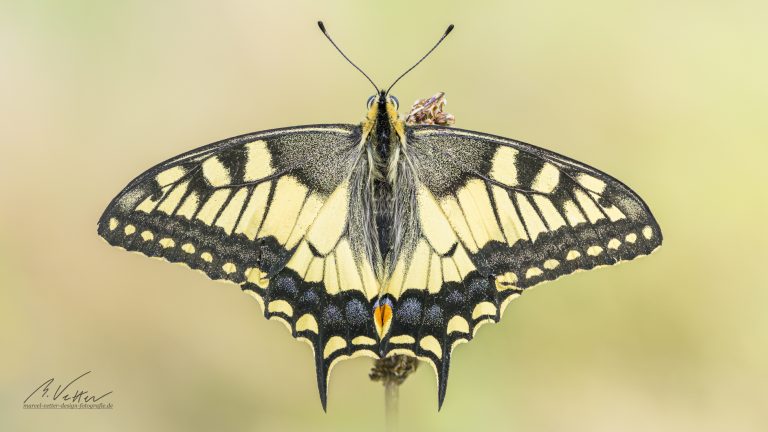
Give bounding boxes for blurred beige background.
[2,0,767,431]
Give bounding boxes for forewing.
[97,125,380,409]
[387,125,662,407]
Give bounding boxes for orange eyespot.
[373,299,393,339]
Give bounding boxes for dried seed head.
[369,355,419,385]
[405,92,456,126]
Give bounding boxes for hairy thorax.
[359,99,420,278]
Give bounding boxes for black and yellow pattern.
[378,125,661,405]
[98,125,384,409]
[99,92,661,410]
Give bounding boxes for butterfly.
[97,22,662,410]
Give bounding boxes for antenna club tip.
[317,21,326,33]
[446,24,454,35]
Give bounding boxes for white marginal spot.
[201,156,231,187]
[159,238,175,249]
[447,316,470,334]
[389,335,416,344]
[531,162,561,193]
[472,302,497,320]
[200,252,213,262]
[140,231,154,241]
[543,259,560,270]
[643,226,654,239]
[296,314,319,334]
[222,263,237,274]
[323,336,347,359]
[419,336,442,358]
[352,336,376,345]
[625,233,637,244]
[526,267,543,279]
[607,238,621,250]
[566,250,581,260]
[108,218,118,231]
[268,299,294,317]
[124,225,136,235]
[181,243,195,254]
[587,246,603,256]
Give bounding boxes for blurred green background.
[2,0,767,431]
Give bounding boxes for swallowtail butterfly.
[98,22,662,410]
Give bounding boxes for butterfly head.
[365,91,400,122]
[366,93,399,111]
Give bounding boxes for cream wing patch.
[243,140,273,181]
[258,176,307,244]
[306,181,350,255]
[417,186,458,255]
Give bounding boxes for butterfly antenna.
[317,21,379,93]
[385,24,454,95]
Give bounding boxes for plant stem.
[385,379,399,432]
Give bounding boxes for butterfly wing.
[385,125,662,407]
[97,125,381,409]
